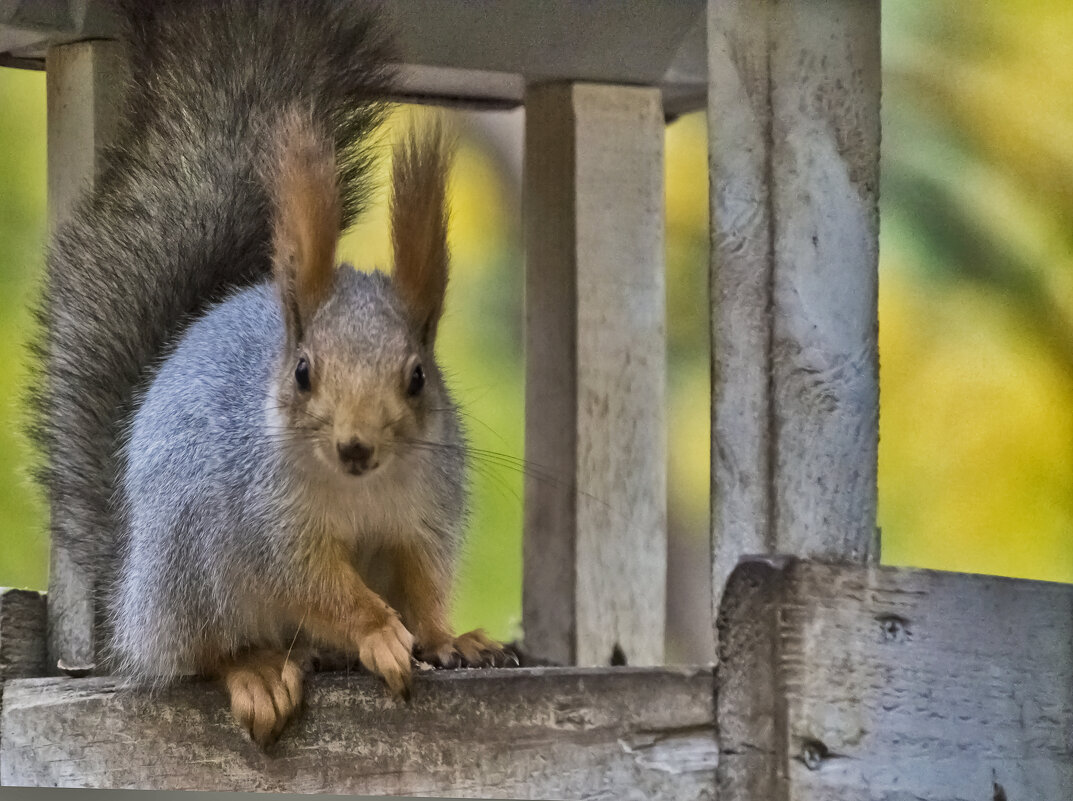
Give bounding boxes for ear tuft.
[390,120,453,347]
[269,110,341,347]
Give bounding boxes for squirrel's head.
[269,114,455,479]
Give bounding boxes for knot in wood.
[799,739,828,771]
[876,614,911,643]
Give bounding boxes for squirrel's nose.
[337,438,377,475]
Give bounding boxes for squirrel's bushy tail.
[29,0,395,614]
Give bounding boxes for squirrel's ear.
[390,121,453,348]
[269,111,341,347]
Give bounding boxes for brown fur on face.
[291,337,423,477]
[268,119,457,481]
[269,110,341,348]
[390,121,453,347]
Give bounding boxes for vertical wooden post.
[0,587,46,727]
[708,0,881,615]
[45,39,127,674]
[523,83,667,667]
[0,589,47,688]
[707,0,776,609]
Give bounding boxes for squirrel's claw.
[357,615,415,699]
[414,640,462,670]
[221,649,308,748]
[417,629,519,670]
[498,647,522,669]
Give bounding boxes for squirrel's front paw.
[221,648,309,748]
[357,613,415,699]
[417,629,519,669]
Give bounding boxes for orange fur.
[270,111,341,345]
[390,121,453,346]
[244,118,509,721]
[280,535,415,698]
[218,646,312,747]
[393,541,507,668]
[393,540,453,650]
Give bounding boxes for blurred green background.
[0,2,1070,663]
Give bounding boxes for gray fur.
[112,270,465,679]
[27,0,470,675]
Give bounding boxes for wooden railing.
[3,2,1069,800]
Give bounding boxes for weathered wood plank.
[523,82,667,668]
[45,38,127,677]
[46,39,126,231]
[707,0,776,608]
[707,0,881,618]
[717,559,1073,801]
[2,666,716,798]
[3,2,707,115]
[0,590,46,684]
[0,588,46,724]
[767,0,881,564]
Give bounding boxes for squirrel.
[32,0,512,746]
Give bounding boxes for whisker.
[382,410,408,432]
[401,443,523,506]
[427,406,513,448]
[268,402,332,428]
[404,438,561,484]
[402,440,562,494]
[400,437,638,530]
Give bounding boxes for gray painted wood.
[0,588,46,721]
[717,559,1073,801]
[1,2,707,115]
[707,0,776,612]
[767,0,881,565]
[45,39,127,676]
[0,590,46,684]
[2,666,716,797]
[707,0,881,618]
[523,83,666,669]
[46,39,126,231]
[0,0,116,66]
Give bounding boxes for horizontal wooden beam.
[2,666,716,797]
[717,559,1073,801]
[0,1,707,115]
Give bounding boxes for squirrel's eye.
[295,357,311,391]
[407,363,425,397]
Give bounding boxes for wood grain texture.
[2,666,716,798]
[767,0,881,564]
[707,0,776,608]
[46,39,126,231]
[717,559,1073,801]
[45,39,128,677]
[0,588,46,723]
[523,83,666,669]
[708,0,881,620]
[0,590,46,684]
[3,2,707,114]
